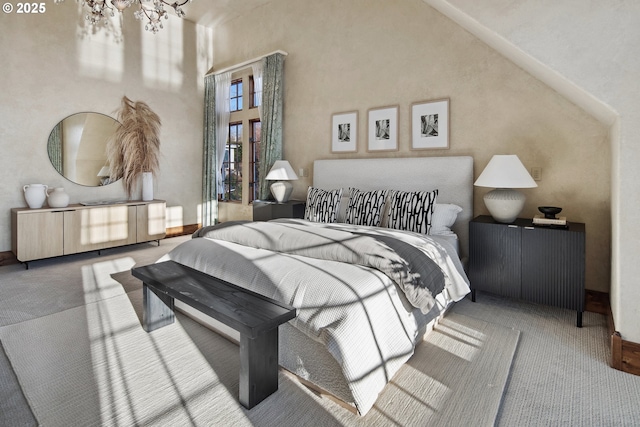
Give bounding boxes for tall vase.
[141,172,153,201]
[23,184,48,209]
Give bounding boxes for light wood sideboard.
[11,200,166,266]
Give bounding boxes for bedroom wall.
[0,2,210,251]
[211,0,610,293]
[425,0,640,357]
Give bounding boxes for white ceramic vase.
[47,187,70,208]
[23,184,48,209]
[142,172,153,201]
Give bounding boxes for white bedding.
[161,219,470,414]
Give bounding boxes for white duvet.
[161,219,470,415]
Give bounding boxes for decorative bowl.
[538,206,562,219]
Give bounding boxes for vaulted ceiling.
[181,0,273,29]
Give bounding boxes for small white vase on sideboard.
[23,184,48,209]
[47,187,70,208]
[142,172,154,201]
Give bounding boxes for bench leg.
[143,283,175,332]
[239,328,279,409]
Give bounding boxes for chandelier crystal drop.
[55,0,191,33]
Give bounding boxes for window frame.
[222,121,243,202]
[230,79,243,113]
[221,69,261,206]
[249,119,261,202]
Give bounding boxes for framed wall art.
[411,98,449,150]
[367,105,398,152]
[331,111,358,153]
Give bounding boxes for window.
[249,120,261,201]
[223,70,261,204]
[250,76,261,109]
[230,79,242,112]
[222,122,242,201]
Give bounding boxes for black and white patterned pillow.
[304,187,343,223]
[345,188,388,226]
[386,189,438,234]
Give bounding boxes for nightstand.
[468,215,586,327]
[253,200,306,221]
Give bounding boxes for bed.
[160,156,474,415]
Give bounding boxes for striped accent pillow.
[386,189,438,234]
[304,187,343,223]
[345,188,388,226]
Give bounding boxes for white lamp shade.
[97,166,111,177]
[265,160,298,181]
[474,155,537,189]
[475,155,537,223]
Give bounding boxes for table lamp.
[265,160,298,203]
[97,165,111,186]
[474,154,537,223]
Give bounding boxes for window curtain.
[47,122,63,175]
[258,52,285,200]
[251,61,263,120]
[215,72,232,197]
[202,71,231,226]
[202,74,216,226]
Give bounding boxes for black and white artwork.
[338,123,351,142]
[421,113,438,137]
[375,119,390,140]
[331,111,357,152]
[412,99,449,149]
[368,106,398,151]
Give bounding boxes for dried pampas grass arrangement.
[107,96,162,198]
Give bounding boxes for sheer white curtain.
[251,61,263,120]
[215,72,232,196]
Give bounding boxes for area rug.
[0,262,519,426]
[0,339,37,427]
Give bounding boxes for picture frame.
[331,111,358,153]
[411,98,449,150]
[367,105,398,152]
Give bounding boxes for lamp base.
[270,181,293,203]
[484,188,526,223]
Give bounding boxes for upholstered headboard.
[313,156,474,259]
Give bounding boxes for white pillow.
[430,203,463,235]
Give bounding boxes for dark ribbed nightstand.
[253,200,306,221]
[468,215,585,327]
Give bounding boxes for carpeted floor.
[0,339,37,427]
[0,236,518,426]
[451,293,640,426]
[1,236,639,426]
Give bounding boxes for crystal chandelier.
[55,0,191,33]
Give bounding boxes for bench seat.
[132,260,297,409]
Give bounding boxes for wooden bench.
[131,260,297,409]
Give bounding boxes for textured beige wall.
[426,0,640,356]
[0,3,211,247]
[213,0,610,292]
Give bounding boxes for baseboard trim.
[0,251,18,267]
[612,331,640,376]
[166,223,201,238]
[599,292,640,376]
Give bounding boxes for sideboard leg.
[577,311,583,328]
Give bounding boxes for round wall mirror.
[47,112,119,187]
